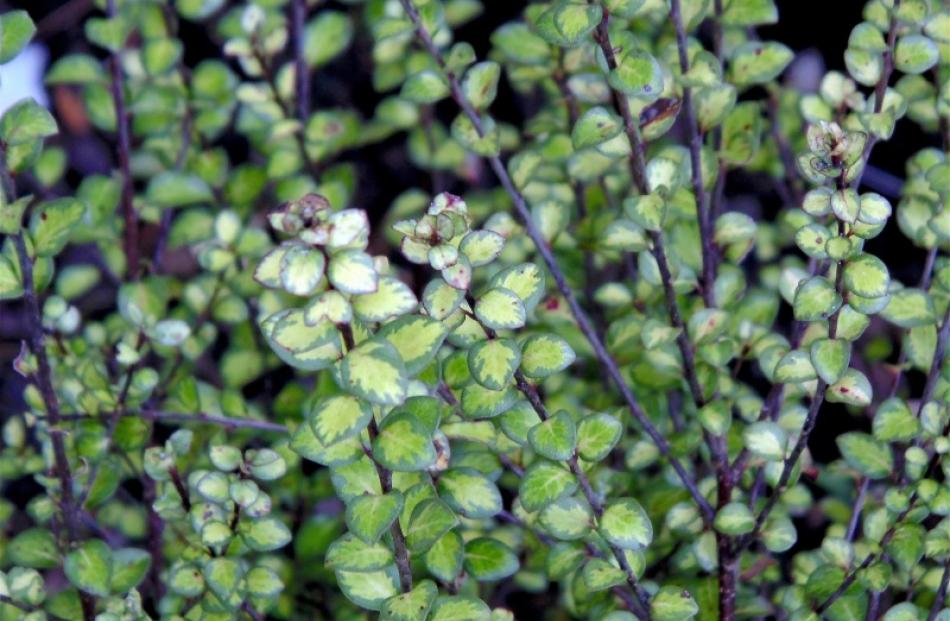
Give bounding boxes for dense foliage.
[0,0,948,620]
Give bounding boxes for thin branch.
[512,372,652,614]
[554,52,599,316]
[13,232,96,620]
[928,562,950,621]
[292,0,311,121]
[669,0,717,306]
[845,478,869,543]
[57,410,289,433]
[396,0,715,526]
[107,0,138,279]
[590,8,648,194]
[815,498,917,614]
[367,420,413,593]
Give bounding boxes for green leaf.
[576,413,623,462]
[463,537,519,581]
[540,496,593,540]
[475,287,526,330]
[810,338,851,384]
[831,188,861,223]
[836,432,892,479]
[715,502,755,535]
[528,410,577,461]
[146,172,213,207]
[519,460,577,512]
[246,566,283,599]
[720,101,762,164]
[520,334,576,379]
[329,249,379,295]
[381,579,438,621]
[462,61,501,110]
[346,492,404,543]
[881,288,935,328]
[773,349,817,383]
[468,338,520,390]
[489,263,546,313]
[304,11,353,67]
[437,468,502,519]
[743,421,787,461]
[84,16,127,53]
[429,595,491,621]
[262,309,344,370]
[336,566,401,611]
[545,2,603,47]
[608,49,664,98]
[0,98,57,145]
[340,339,408,405]
[373,409,436,471]
[423,278,465,319]
[826,368,873,406]
[793,276,842,321]
[721,0,778,26]
[326,533,394,571]
[310,395,373,445]
[109,548,151,593]
[8,528,60,569]
[353,276,418,322]
[45,53,105,84]
[459,230,505,267]
[425,531,464,582]
[29,198,84,257]
[872,398,919,442]
[894,34,939,74]
[243,516,292,551]
[406,498,460,553]
[0,10,36,63]
[652,586,699,621]
[64,539,113,597]
[402,70,451,104]
[729,41,794,86]
[624,193,667,231]
[600,498,653,550]
[279,245,326,296]
[378,314,449,376]
[762,515,797,553]
[844,253,890,299]
[572,106,622,149]
[203,557,244,607]
[451,113,500,156]
[583,557,626,591]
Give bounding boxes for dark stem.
[590,8,649,194]
[815,498,917,614]
[366,420,413,593]
[396,0,714,525]
[13,232,96,620]
[292,0,310,121]
[927,563,950,621]
[107,0,138,279]
[669,0,717,307]
[58,410,289,433]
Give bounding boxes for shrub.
[0,0,947,620]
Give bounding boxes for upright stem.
[396,0,714,525]
[292,0,310,121]
[367,420,413,593]
[554,54,599,316]
[107,0,137,279]
[13,232,95,620]
[590,10,648,194]
[669,0,717,306]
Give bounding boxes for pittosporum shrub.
[0,0,947,619]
